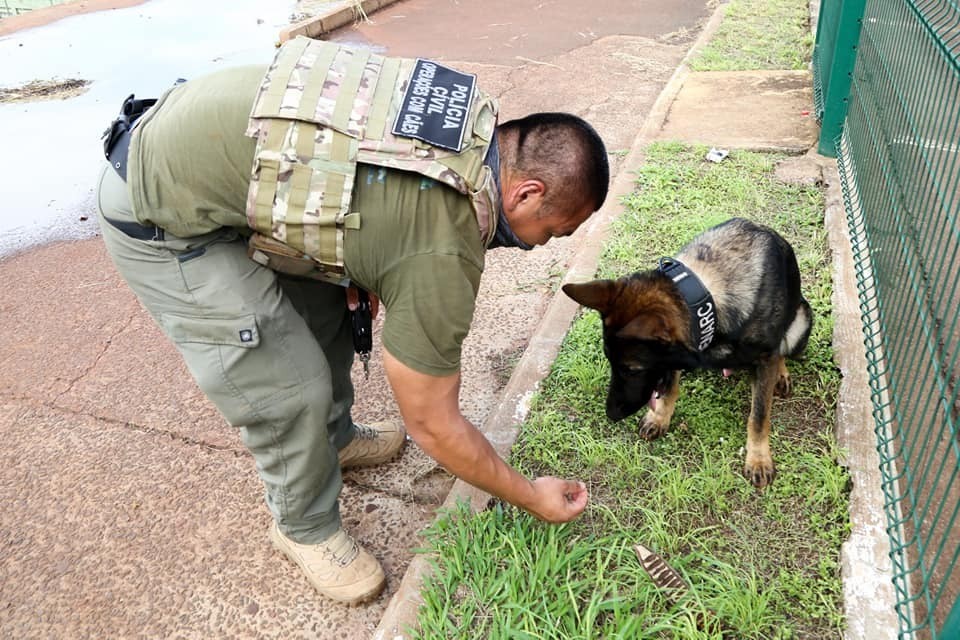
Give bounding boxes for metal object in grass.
[634,544,732,637]
[705,147,729,163]
[634,544,688,597]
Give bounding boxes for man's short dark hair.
[498,112,610,214]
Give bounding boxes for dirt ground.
[0,77,90,102]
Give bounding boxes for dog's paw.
[774,373,792,398]
[775,360,792,398]
[743,453,776,488]
[638,412,670,440]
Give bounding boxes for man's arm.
[382,349,588,523]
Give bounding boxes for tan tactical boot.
[338,421,407,469]
[269,522,386,605]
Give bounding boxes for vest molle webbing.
[245,37,500,283]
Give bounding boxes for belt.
[103,215,165,241]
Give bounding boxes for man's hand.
[525,477,589,523]
[382,349,589,525]
[346,285,380,319]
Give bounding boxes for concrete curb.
[822,160,898,640]
[370,4,731,638]
[809,0,896,634]
[280,0,403,43]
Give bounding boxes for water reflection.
[0,0,297,258]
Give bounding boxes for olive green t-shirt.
[128,65,261,235]
[344,167,484,376]
[127,65,484,377]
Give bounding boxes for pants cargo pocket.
[159,312,265,426]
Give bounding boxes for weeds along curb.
[370,4,732,638]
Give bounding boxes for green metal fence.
[812,0,867,155]
[816,0,960,637]
[0,0,64,19]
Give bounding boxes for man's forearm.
[411,413,536,510]
[383,350,588,523]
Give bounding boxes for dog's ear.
[562,280,618,314]
[617,313,673,343]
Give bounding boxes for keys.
[359,352,370,380]
[351,288,373,380]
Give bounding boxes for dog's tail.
[781,298,813,358]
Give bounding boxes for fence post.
[816,0,867,157]
[946,598,960,637]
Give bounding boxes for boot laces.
[322,531,360,567]
[354,423,379,441]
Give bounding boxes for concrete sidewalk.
[0,0,892,638]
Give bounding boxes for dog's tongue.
[723,368,733,378]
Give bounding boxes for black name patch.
[392,59,476,152]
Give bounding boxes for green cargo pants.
[95,163,355,544]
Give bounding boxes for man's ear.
[562,279,618,314]
[504,178,546,212]
[517,179,545,202]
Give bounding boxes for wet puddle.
[0,0,302,257]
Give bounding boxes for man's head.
[496,113,609,247]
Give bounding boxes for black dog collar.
[656,257,717,351]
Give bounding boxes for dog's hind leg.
[743,355,782,488]
[774,357,791,398]
[639,371,680,440]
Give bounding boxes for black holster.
[101,94,157,181]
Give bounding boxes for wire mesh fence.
[818,0,960,637]
[0,0,64,19]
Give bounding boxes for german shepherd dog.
[562,218,812,488]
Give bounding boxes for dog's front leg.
[743,355,782,488]
[639,371,680,440]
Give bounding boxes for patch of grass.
[412,143,846,639]
[691,0,814,71]
[414,502,793,640]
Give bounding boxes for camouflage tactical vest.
[245,36,500,285]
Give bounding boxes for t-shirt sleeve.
[379,253,482,377]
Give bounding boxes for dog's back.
[677,218,811,362]
[561,217,813,487]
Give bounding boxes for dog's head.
[563,275,699,421]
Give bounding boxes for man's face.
[510,200,594,247]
